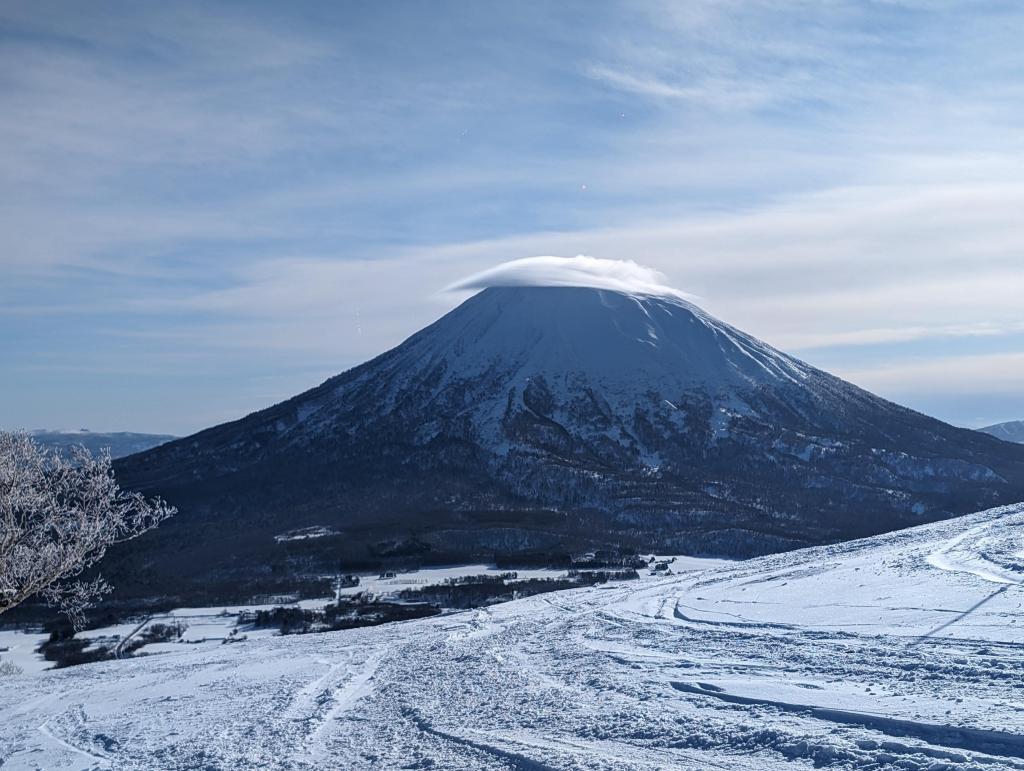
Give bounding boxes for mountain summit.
[111,279,1024,599]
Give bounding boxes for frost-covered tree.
[0,432,175,628]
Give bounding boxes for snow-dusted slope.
[108,285,1024,602]
[346,286,813,410]
[4,503,1023,770]
[981,421,1024,444]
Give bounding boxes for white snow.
[273,525,339,543]
[2,504,1023,769]
[360,283,819,462]
[0,562,683,675]
[0,629,52,675]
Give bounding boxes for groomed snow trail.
[2,504,1023,770]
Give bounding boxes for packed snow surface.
[3,504,1023,770]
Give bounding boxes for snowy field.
[0,559,712,675]
[1,503,1022,770]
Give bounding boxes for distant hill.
[979,420,1024,444]
[29,430,175,459]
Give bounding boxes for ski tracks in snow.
[36,708,113,770]
[4,504,1024,770]
[927,517,1024,586]
[280,647,385,762]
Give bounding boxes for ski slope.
[2,503,1022,770]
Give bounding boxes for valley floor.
[2,503,1023,770]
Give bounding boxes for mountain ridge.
[979,420,1024,444]
[29,429,175,459]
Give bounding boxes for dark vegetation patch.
[398,569,640,609]
[36,619,187,669]
[246,569,640,635]
[244,597,440,635]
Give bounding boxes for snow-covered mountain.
[29,429,175,459]
[110,285,1024,600]
[980,420,1024,444]
[5,502,1023,769]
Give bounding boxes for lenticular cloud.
[447,255,690,299]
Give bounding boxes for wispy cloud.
[772,322,1024,351]
[838,352,1024,397]
[585,65,800,110]
[3,1,1024,432]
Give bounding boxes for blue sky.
[2,0,1023,435]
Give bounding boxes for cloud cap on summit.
[446,256,693,300]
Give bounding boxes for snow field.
[1,504,1022,769]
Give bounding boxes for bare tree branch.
[0,432,175,628]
